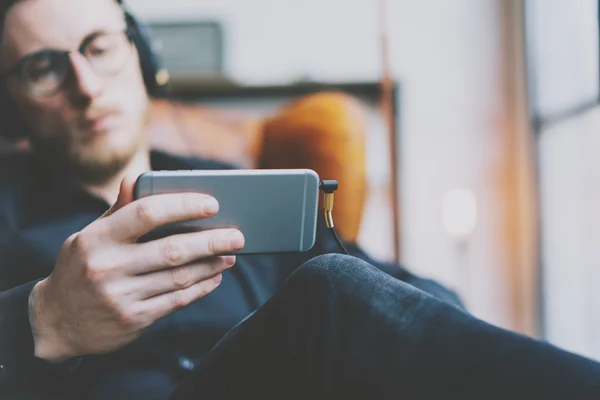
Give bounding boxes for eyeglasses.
[2,29,135,98]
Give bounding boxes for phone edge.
[300,169,319,252]
[133,172,154,200]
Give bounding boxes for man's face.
[0,0,150,183]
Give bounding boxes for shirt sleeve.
[0,281,82,396]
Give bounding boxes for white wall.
[388,0,514,327]
[127,0,381,84]
[127,0,530,332]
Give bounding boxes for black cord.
[328,226,349,255]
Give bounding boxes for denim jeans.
[170,254,600,400]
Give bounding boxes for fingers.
[97,192,220,242]
[124,229,245,275]
[135,256,235,300]
[138,273,225,320]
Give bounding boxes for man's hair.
[0,1,20,40]
[0,0,123,46]
[0,1,20,17]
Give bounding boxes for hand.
[28,175,245,363]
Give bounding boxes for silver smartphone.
[133,169,320,254]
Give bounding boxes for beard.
[29,112,149,185]
[65,137,141,184]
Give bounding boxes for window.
[526,0,600,360]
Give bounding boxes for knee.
[288,253,380,293]
[278,254,429,318]
[301,252,366,274]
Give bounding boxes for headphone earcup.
[124,11,169,97]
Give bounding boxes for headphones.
[0,0,170,141]
[119,0,170,96]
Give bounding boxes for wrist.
[28,279,73,363]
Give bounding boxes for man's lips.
[81,112,119,132]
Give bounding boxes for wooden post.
[379,0,401,262]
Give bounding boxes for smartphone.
[133,169,320,254]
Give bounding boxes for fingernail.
[227,230,245,251]
[223,256,236,266]
[213,273,223,285]
[205,197,219,214]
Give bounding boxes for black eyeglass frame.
[1,28,135,97]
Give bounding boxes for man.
[0,0,599,399]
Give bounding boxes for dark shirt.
[0,150,461,399]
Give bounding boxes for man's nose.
[68,52,102,99]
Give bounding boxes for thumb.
[113,174,137,211]
[99,174,139,220]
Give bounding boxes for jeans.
[169,254,600,400]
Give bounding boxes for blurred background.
[127,0,600,361]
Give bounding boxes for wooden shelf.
[164,76,398,103]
